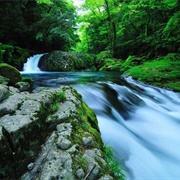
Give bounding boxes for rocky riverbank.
[0,83,123,179]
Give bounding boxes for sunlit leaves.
[36,0,52,4]
[74,0,180,57]
[163,0,179,8]
[36,32,44,41]
[163,11,180,37]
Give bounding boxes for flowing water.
[21,56,180,179]
[23,54,44,73]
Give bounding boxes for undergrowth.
[104,145,125,180]
[125,53,180,91]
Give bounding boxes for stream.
[21,55,180,179]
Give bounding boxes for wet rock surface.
[39,51,76,71]
[0,85,114,179]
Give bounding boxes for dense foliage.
[0,0,179,91]
[0,43,31,70]
[76,0,180,59]
[0,0,77,52]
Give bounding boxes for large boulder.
[15,82,30,92]
[0,75,9,85]
[0,86,120,179]
[0,63,22,85]
[39,51,76,71]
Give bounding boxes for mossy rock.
[0,75,9,85]
[38,51,76,71]
[0,63,22,85]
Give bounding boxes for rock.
[98,175,114,180]
[0,63,22,85]
[27,163,34,170]
[0,93,24,117]
[0,88,56,178]
[0,84,9,102]
[83,149,107,180]
[0,86,119,179]
[0,126,16,179]
[56,136,71,150]
[76,168,85,179]
[39,150,74,180]
[21,77,34,91]
[56,123,72,138]
[9,86,20,95]
[15,81,30,92]
[83,136,95,148]
[0,75,9,85]
[38,51,76,71]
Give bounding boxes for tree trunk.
[104,0,116,57]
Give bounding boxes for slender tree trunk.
[86,31,90,52]
[104,0,116,57]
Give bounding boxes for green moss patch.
[100,58,123,71]
[125,53,180,91]
[120,55,147,72]
[0,63,22,85]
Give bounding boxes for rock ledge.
[0,85,116,179]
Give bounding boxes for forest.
[0,0,180,90]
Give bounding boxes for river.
[21,55,180,180]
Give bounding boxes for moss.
[50,102,59,113]
[100,58,123,72]
[70,96,125,179]
[22,77,34,90]
[152,81,180,92]
[125,53,180,91]
[56,91,66,102]
[82,102,99,131]
[0,63,22,85]
[22,77,33,83]
[70,101,104,151]
[69,90,103,148]
[98,52,179,91]
[120,55,147,72]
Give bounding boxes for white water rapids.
[22,55,180,179]
[74,78,180,180]
[23,54,43,73]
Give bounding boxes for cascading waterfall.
[23,54,44,73]
[73,76,180,180]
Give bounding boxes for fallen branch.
[84,164,96,180]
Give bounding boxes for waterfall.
[23,54,44,73]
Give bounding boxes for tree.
[75,0,119,55]
[75,0,180,59]
[0,0,77,52]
